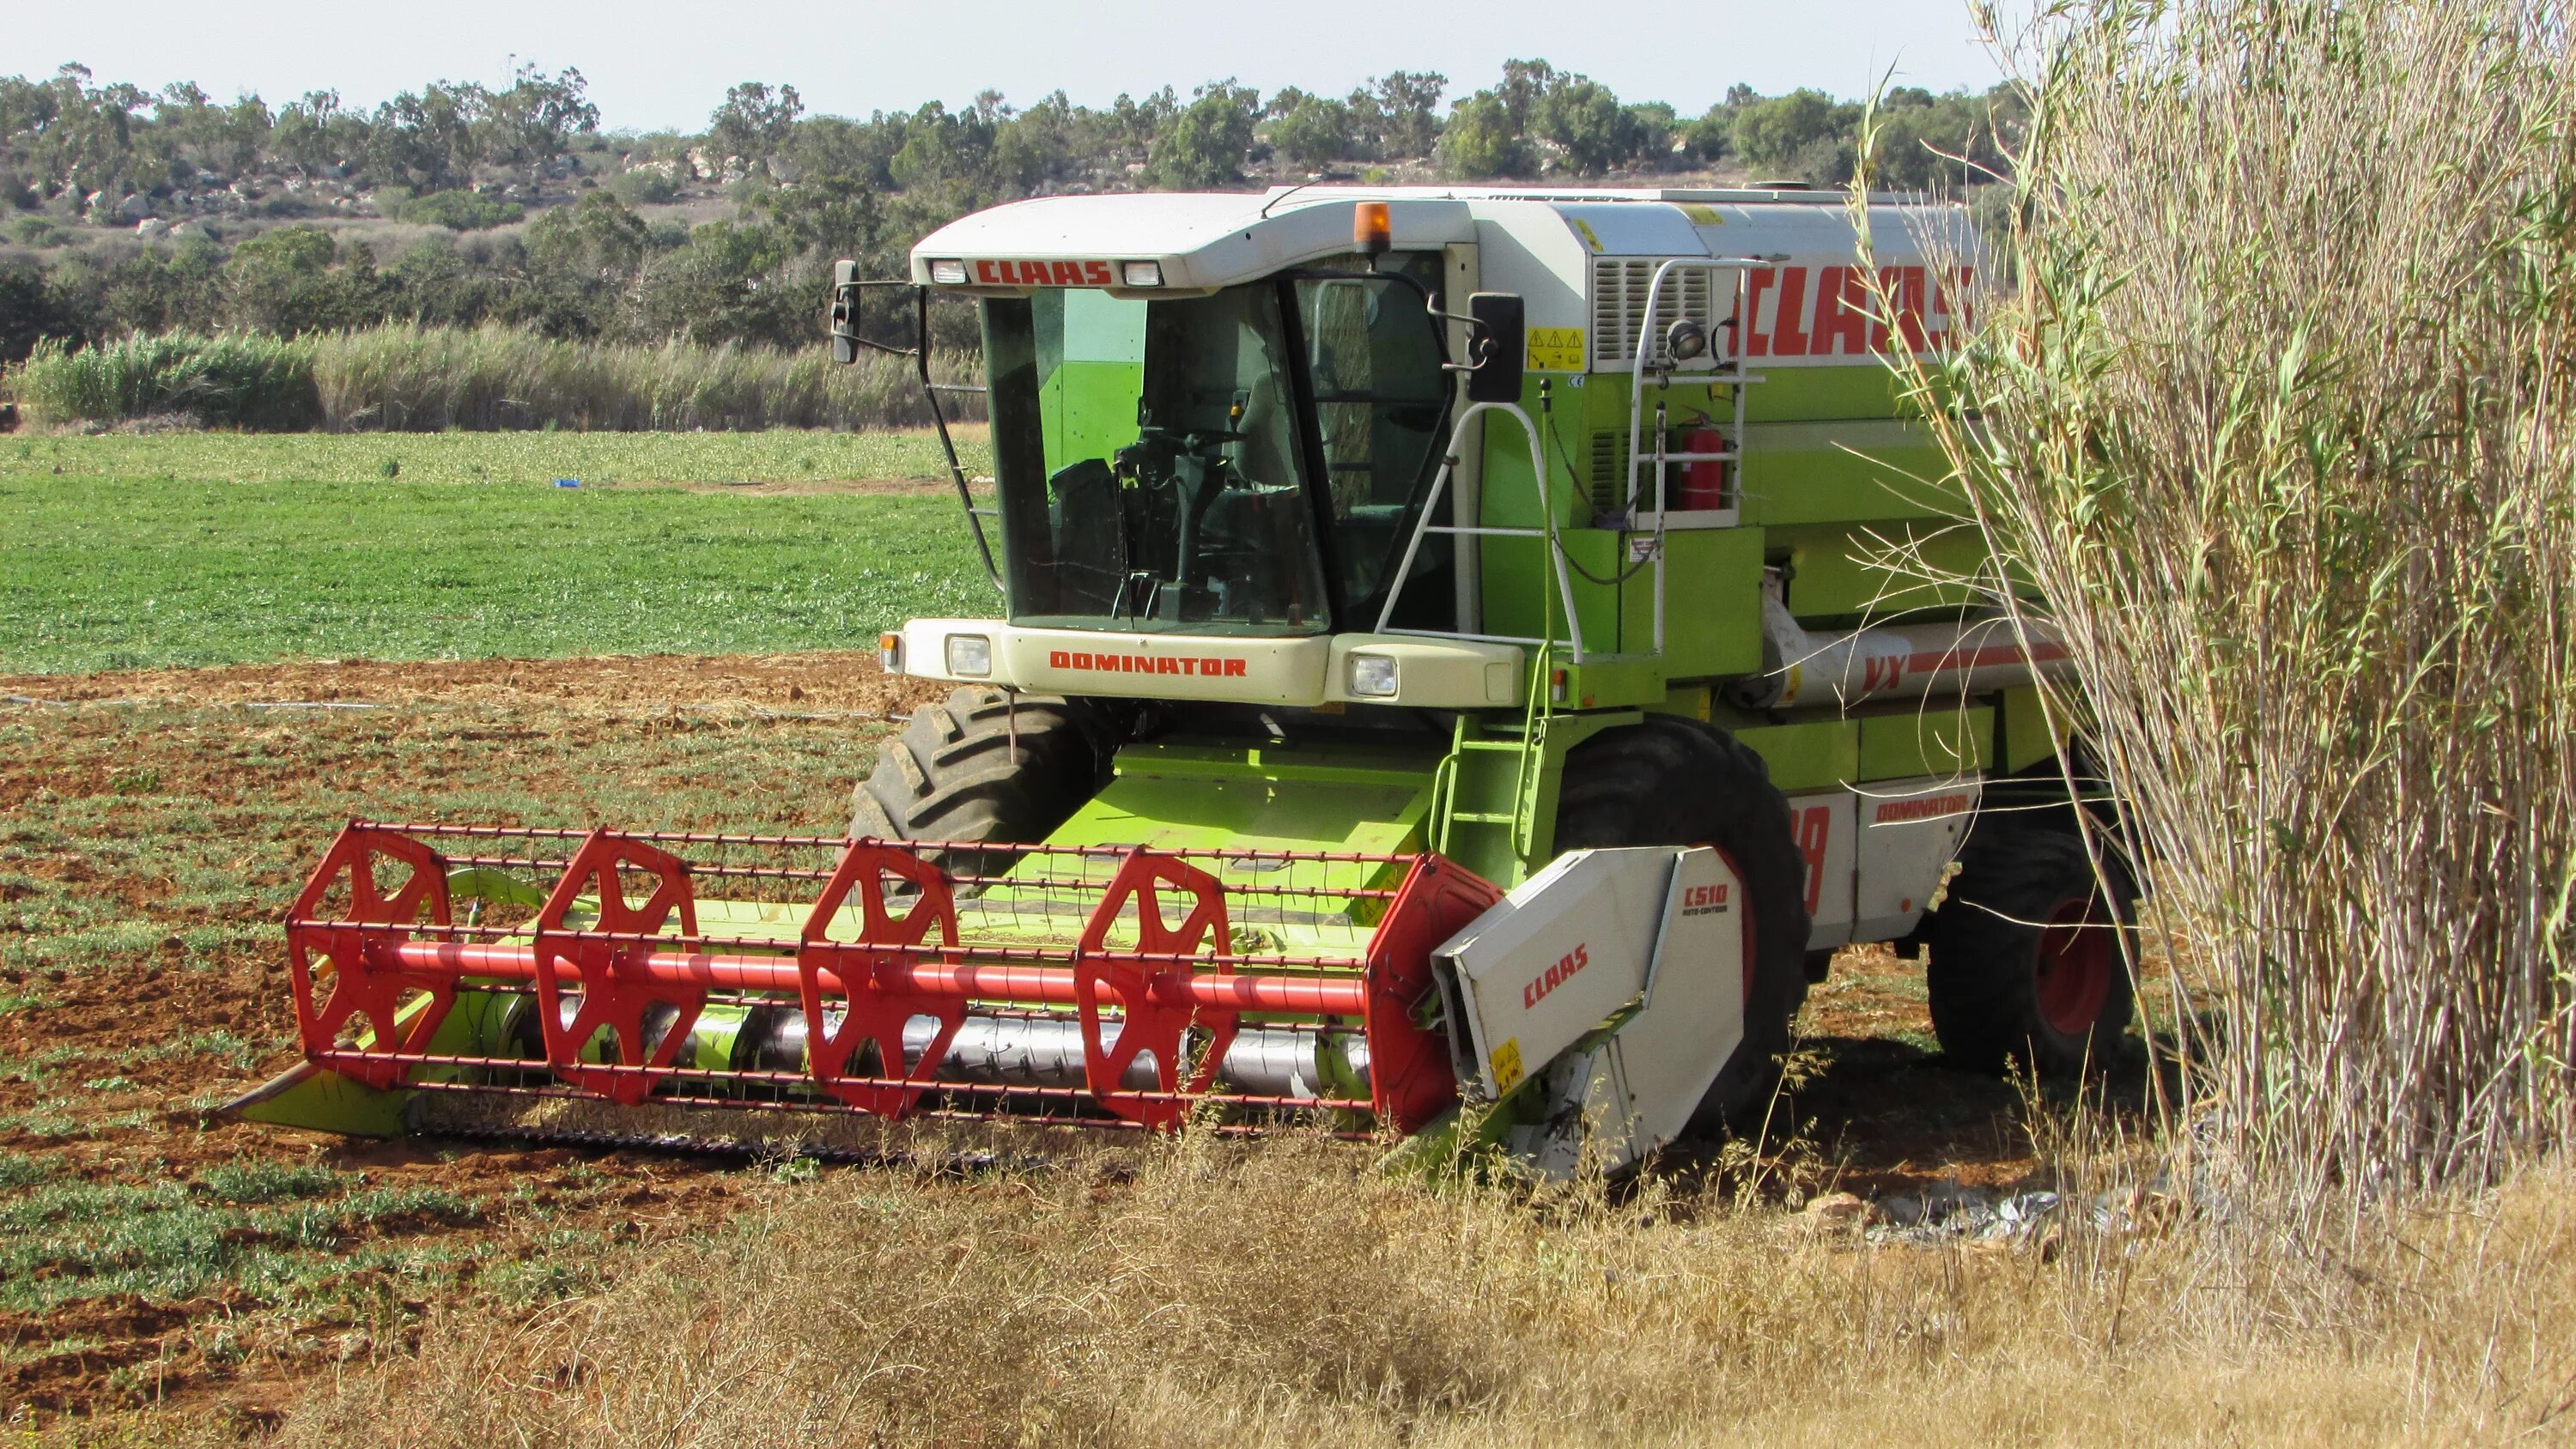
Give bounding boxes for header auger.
[232,183,2136,1175]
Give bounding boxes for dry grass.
[265,1137,2576,1447]
[1873,0,2576,1210]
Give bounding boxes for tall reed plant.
[6,333,319,431]
[1877,0,2576,1210]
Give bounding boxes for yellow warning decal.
[1526,327,1586,373]
[1679,203,1724,226]
[1571,218,1605,252]
[1490,1037,1526,1093]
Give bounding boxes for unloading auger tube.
[225,822,1758,1174]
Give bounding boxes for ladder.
[1371,399,1591,664]
[1619,258,1771,656]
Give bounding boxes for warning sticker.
[1526,327,1586,372]
[1678,203,1724,226]
[1489,1037,1526,1094]
[1571,218,1605,252]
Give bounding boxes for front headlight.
[1346,652,1399,699]
[945,634,993,678]
[927,258,970,285]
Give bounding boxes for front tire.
[1923,824,2137,1076]
[849,688,1109,873]
[1552,715,1811,1132]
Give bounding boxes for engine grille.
[1591,258,1716,368]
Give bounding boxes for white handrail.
[1372,400,1589,664]
[1622,256,1773,655]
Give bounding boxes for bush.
[1438,91,1528,179]
[402,189,526,230]
[6,332,320,428]
[1145,81,1259,187]
[606,167,679,206]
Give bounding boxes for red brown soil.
[0,650,945,715]
[0,652,2057,1426]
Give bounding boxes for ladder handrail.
[1622,256,1774,655]
[1372,400,1589,664]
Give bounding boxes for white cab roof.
[909,185,1966,297]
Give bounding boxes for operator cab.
[981,251,1455,638]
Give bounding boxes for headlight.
[945,634,993,677]
[878,631,904,675]
[927,258,969,285]
[1121,260,1163,287]
[1346,653,1399,699]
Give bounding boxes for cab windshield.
[980,259,1452,637]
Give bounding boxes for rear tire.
[850,688,1109,873]
[1923,824,2137,1076]
[1552,715,1811,1133]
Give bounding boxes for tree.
[476,65,597,166]
[1864,85,2021,192]
[744,171,880,256]
[1267,88,1354,170]
[1495,58,1558,132]
[370,82,482,191]
[519,191,648,336]
[1438,91,1528,179]
[1355,71,1445,158]
[223,223,368,334]
[271,90,358,174]
[0,258,82,360]
[1145,81,1258,188]
[1533,77,1638,175]
[1731,88,1850,176]
[1680,97,1739,162]
[709,81,804,166]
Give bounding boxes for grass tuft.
[194,1161,348,1205]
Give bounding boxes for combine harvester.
[228,185,2133,1173]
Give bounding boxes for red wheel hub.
[2033,894,2114,1037]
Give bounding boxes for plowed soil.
[0,654,2051,1429]
[0,649,939,714]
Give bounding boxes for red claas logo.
[1523,943,1590,1009]
[1742,264,1976,360]
[1048,650,1249,678]
[975,259,1115,287]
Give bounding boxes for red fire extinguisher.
[1671,415,1730,511]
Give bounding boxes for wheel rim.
[2033,894,2114,1038]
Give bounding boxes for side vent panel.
[1591,259,1716,369]
[1587,431,1630,515]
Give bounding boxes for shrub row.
[1,324,974,433]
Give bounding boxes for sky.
[3,1,2004,132]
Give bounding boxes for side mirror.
[828,258,860,364]
[1465,293,1525,404]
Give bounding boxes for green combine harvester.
[231,185,2132,1173]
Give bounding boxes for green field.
[0,431,997,674]
[2,426,992,488]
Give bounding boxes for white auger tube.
[1728,573,2069,712]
